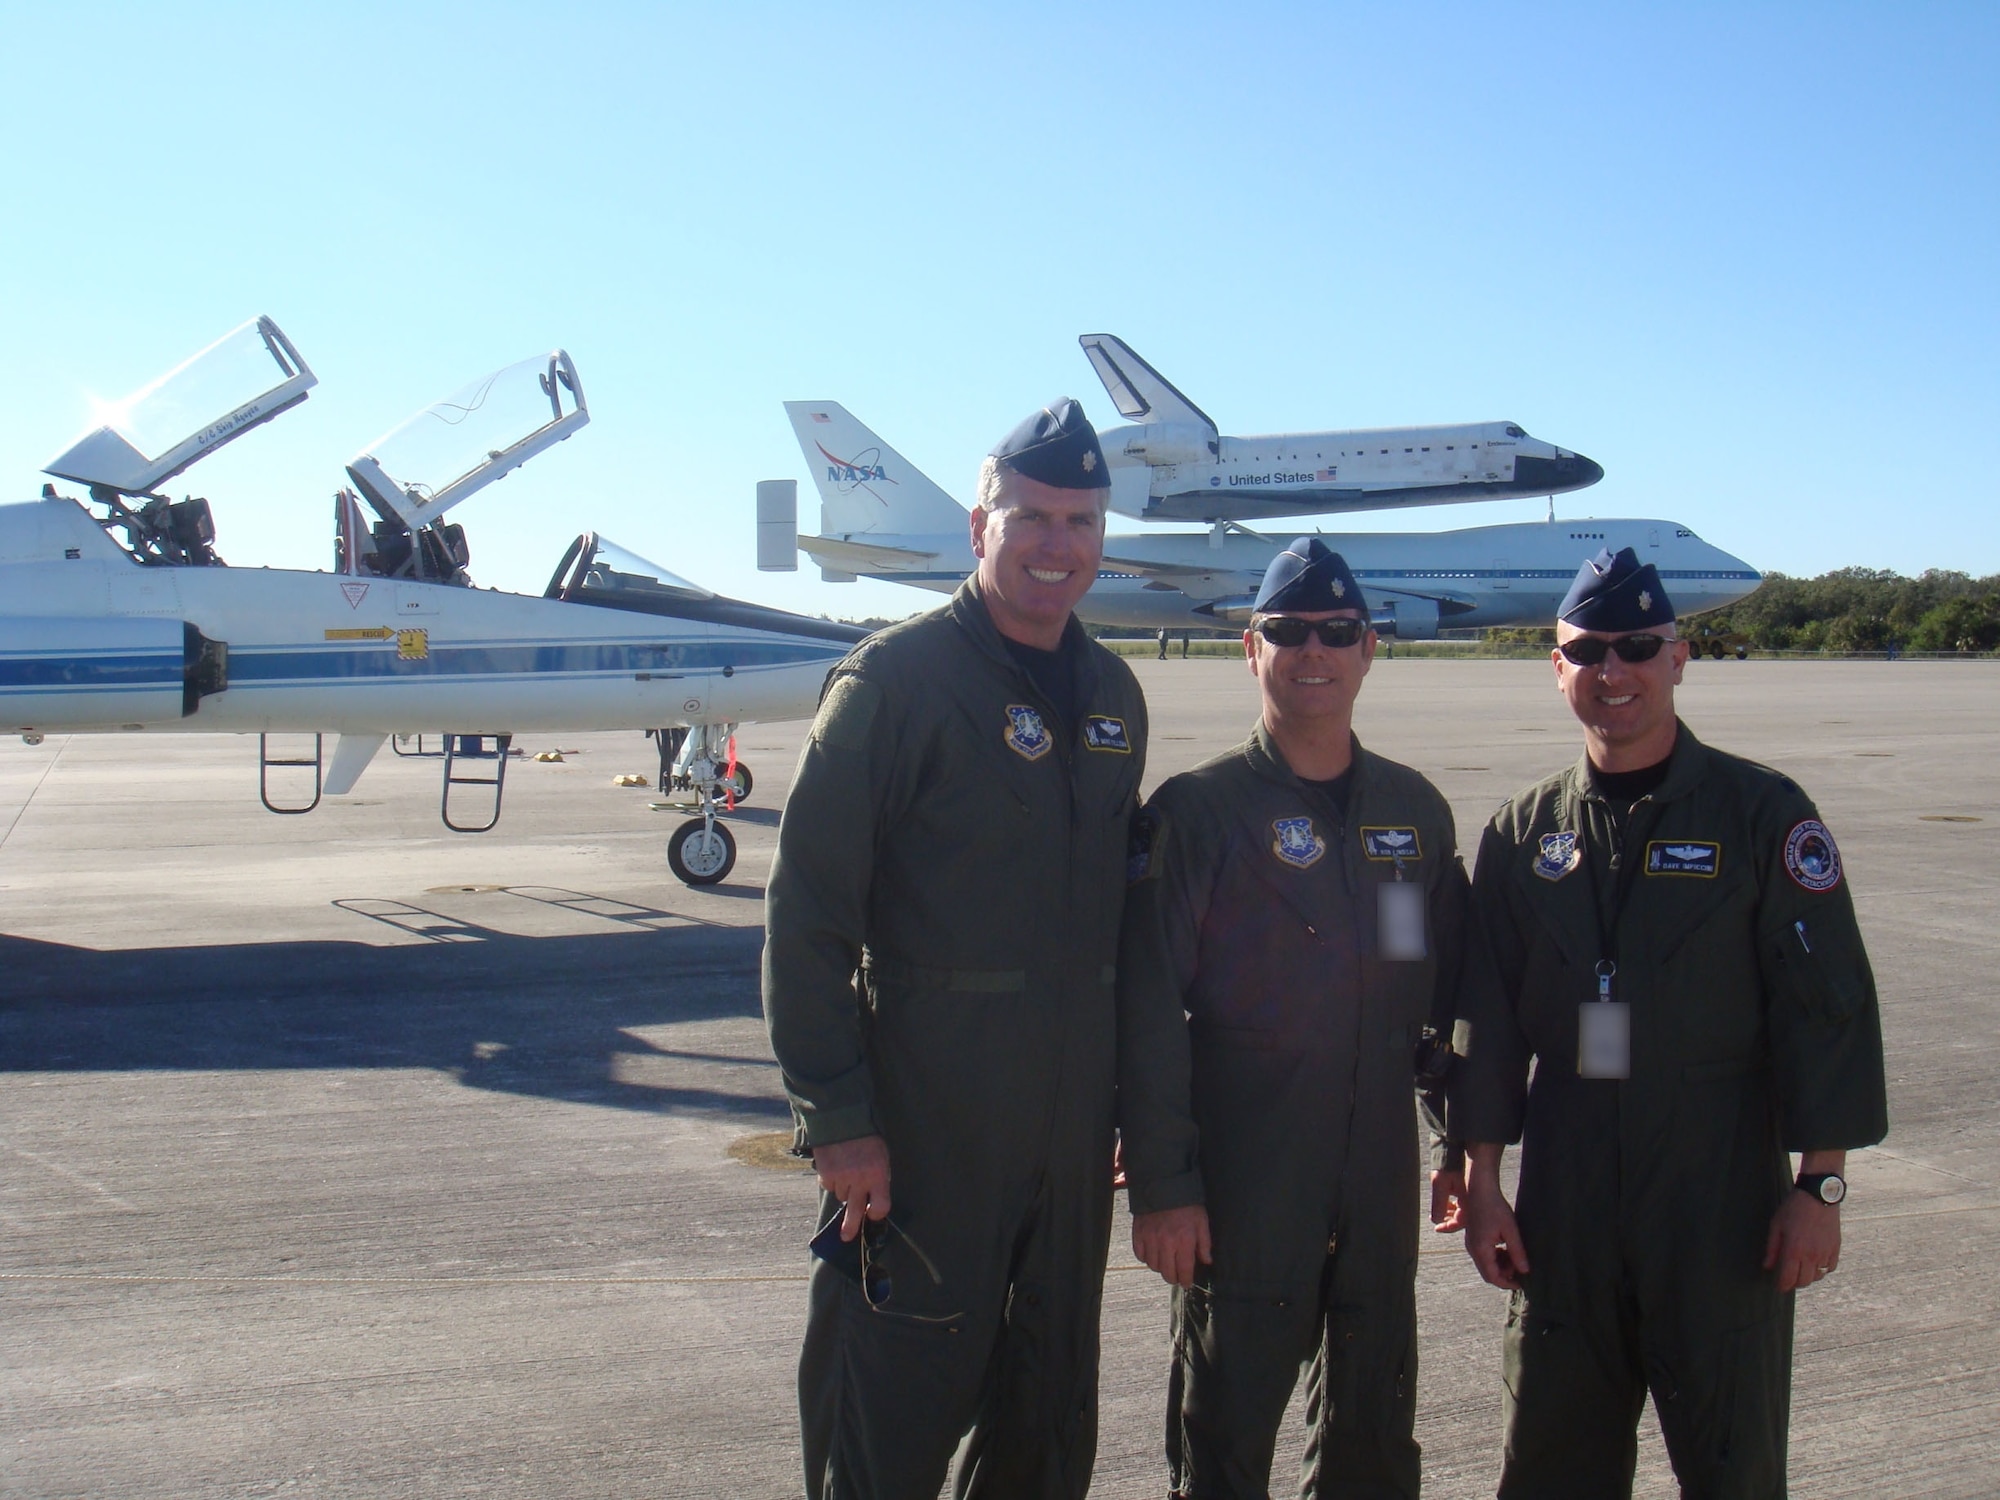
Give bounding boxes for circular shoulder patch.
[1783,819,1843,891]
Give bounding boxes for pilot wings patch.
[1361,826,1422,862]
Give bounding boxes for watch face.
[1818,1175,1846,1204]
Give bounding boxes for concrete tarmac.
[2,658,1994,1498]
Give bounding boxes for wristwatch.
[1795,1171,1846,1205]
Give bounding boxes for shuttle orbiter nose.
[1513,449,1605,494]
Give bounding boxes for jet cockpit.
[43,315,317,567]
[340,350,587,586]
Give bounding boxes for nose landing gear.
[660,722,745,886]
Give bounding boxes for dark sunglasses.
[1558,633,1673,666]
[810,1212,946,1314]
[1255,615,1368,649]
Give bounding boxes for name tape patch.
[1645,840,1720,877]
[1361,826,1422,862]
[1083,715,1131,753]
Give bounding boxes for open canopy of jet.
[772,401,1758,638]
[1077,333,1605,524]
[9,316,867,884]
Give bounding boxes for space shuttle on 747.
[1077,334,1604,524]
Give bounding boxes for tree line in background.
[1692,568,2000,654]
[839,569,2000,655]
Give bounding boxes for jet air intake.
[1369,597,1442,641]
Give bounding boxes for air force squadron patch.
[1271,816,1327,870]
[1784,819,1843,891]
[1646,840,1720,877]
[1083,715,1131,753]
[1003,704,1052,761]
[1361,827,1422,862]
[1533,831,1581,881]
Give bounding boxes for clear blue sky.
[3,2,1993,620]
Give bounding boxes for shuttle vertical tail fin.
[783,402,969,538]
[1077,334,1217,433]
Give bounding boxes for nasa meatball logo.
[1271,816,1326,870]
[1533,831,1580,881]
[1003,704,1052,761]
[1784,819,1843,891]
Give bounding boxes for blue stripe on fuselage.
[0,650,182,692]
[224,639,847,683]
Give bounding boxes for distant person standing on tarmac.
[1455,546,1888,1497]
[763,398,1148,1499]
[1159,627,1171,660]
[1118,538,1472,1499]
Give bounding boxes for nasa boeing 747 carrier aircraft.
[768,402,1759,637]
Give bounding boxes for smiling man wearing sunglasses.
[1116,537,1475,1498]
[1453,546,1888,1498]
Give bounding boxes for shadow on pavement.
[0,900,786,1122]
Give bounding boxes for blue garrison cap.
[1558,546,1675,630]
[1254,537,1365,614]
[990,397,1110,490]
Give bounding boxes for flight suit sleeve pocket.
[1765,921,1866,1023]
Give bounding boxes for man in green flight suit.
[763,398,1149,1500]
[1456,546,1889,1498]
[1118,538,1474,1499]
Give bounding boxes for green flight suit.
[1118,723,1472,1500]
[1454,724,1888,1500]
[763,580,1148,1500]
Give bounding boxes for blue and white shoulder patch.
[1784,819,1842,891]
[1003,704,1053,761]
[1533,830,1580,882]
[1271,815,1327,870]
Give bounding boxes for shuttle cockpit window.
[1505,424,1525,438]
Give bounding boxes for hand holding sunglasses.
[1255,615,1369,649]
[1557,632,1675,667]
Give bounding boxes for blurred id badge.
[1378,882,1427,962]
[1578,1002,1630,1079]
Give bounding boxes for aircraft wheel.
[1735,646,1748,660]
[721,764,754,804]
[668,820,737,886]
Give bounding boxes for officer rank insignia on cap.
[990,397,1110,490]
[1082,715,1130,753]
[1362,827,1422,861]
[1784,819,1843,891]
[1645,840,1720,877]
[1003,704,1052,761]
[1271,816,1327,869]
[1533,831,1580,881]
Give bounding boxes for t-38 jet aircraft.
[770,402,1759,636]
[1077,333,1605,523]
[3,316,865,885]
